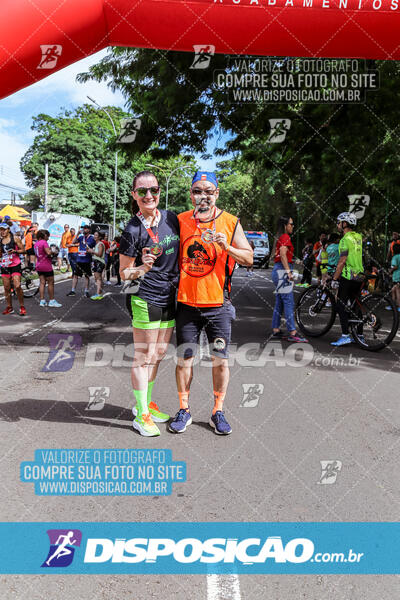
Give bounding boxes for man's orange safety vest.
[177,209,238,307]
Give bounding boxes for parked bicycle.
[10,265,40,298]
[295,276,399,351]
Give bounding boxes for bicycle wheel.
[295,284,336,337]
[21,270,39,298]
[350,293,399,351]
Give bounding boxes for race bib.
[78,250,86,257]
[1,254,12,267]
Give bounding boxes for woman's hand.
[141,251,156,272]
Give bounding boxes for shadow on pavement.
[0,398,134,430]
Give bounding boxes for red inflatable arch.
[1,0,399,99]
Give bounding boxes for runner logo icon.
[190,45,215,69]
[37,45,62,69]
[86,386,110,411]
[42,529,82,567]
[240,384,264,407]
[118,118,142,143]
[267,119,291,143]
[42,334,82,372]
[318,460,342,485]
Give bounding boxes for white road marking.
[21,319,61,337]
[207,574,241,600]
[0,276,69,301]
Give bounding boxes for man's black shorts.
[176,301,236,359]
[74,261,92,278]
[26,248,35,257]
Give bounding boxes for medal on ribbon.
[200,229,214,243]
[194,207,217,244]
[137,210,163,258]
[150,244,163,257]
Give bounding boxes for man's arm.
[332,252,348,280]
[214,222,253,267]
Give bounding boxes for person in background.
[58,224,71,272]
[66,227,78,277]
[87,230,106,300]
[24,223,38,268]
[18,225,27,261]
[66,224,95,297]
[271,216,308,342]
[3,216,20,236]
[386,231,400,265]
[111,236,121,286]
[326,233,340,277]
[313,232,327,283]
[246,240,255,276]
[390,244,400,312]
[0,222,26,315]
[319,239,329,283]
[299,238,314,287]
[34,229,62,307]
[103,233,110,282]
[330,212,363,347]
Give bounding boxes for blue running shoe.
[331,334,353,346]
[356,335,366,345]
[209,411,232,435]
[169,408,192,433]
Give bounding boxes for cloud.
[0,131,29,189]
[5,50,125,109]
[0,50,126,193]
[0,118,17,129]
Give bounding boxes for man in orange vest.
[169,171,253,435]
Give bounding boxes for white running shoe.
[39,299,47,307]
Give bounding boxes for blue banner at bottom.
[0,522,398,574]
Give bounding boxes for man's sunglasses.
[191,188,216,196]
[134,186,160,197]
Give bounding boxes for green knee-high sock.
[134,389,148,417]
[147,381,155,406]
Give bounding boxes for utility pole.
[44,163,49,213]
[87,96,118,236]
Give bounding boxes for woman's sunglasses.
[133,186,160,197]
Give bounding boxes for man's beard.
[195,199,213,215]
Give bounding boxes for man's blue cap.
[191,171,218,188]
[3,215,10,221]
[0,222,10,229]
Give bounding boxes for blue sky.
[0,49,224,199]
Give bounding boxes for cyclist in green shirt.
[330,212,364,346]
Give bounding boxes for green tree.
[20,105,196,225]
[78,51,400,255]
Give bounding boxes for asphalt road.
[1,268,399,599]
